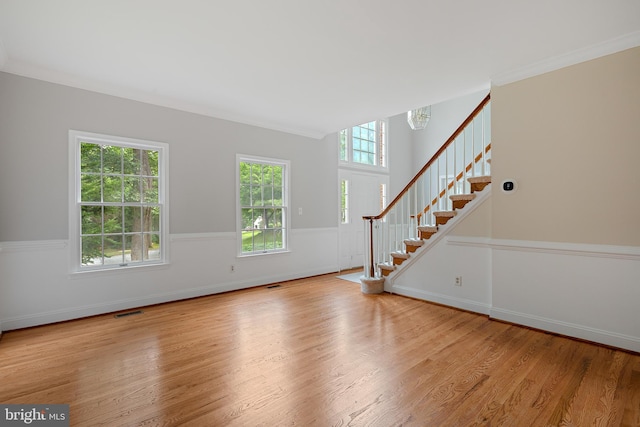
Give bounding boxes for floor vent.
[266,284,281,289]
[114,310,143,318]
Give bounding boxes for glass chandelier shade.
[407,105,431,130]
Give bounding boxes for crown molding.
[492,31,640,86]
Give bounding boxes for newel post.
[360,216,384,294]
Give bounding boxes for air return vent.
[114,310,143,318]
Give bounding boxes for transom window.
[339,120,387,168]
[237,155,289,255]
[69,131,168,271]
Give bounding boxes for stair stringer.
[385,185,492,285]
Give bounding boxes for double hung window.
[237,155,289,255]
[69,131,168,271]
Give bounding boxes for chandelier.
[407,105,431,130]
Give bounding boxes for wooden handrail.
[363,93,490,221]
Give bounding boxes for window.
[69,131,168,271]
[340,179,349,224]
[237,155,289,255]
[339,120,387,168]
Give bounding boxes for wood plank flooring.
[1,271,639,426]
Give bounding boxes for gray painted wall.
[0,72,338,242]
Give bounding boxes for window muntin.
[237,155,289,255]
[70,131,168,271]
[339,120,387,168]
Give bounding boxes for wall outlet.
[231,265,235,272]
[455,276,462,286]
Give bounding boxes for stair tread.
[391,252,410,259]
[450,193,476,201]
[404,239,424,246]
[467,175,491,183]
[433,210,457,217]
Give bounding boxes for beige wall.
[491,46,640,246]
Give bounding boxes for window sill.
[69,261,170,279]
[237,249,291,259]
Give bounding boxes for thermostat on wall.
[501,179,518,193]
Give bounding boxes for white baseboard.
[389,285,491,315]
[1,265,337,331]
[490,307,640,353]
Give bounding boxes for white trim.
[389,285,491,315]
[0,240,68,252]
[492,31,640,86]
[490,307,640,353]
[446,236,491,248]
[489,238,640,261]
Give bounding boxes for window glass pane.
[253,230,265,252]
[123,177,141,202]
[240,184,251,206]
[273,186,282,205]
[339,130,347,161]
[251,186,263,206]
[273,166,283,187]
[145,150,159,176]
[82,236,103,266]
[81,174,102,202]
[263,185,274,205]
[102,146,122,174]
[103,176,122,203]
[123,147,140,175]
[262,166,273,185]
[273,229,283,249]
[124,206,143,233]
[125,234,148,263]
[81,205,102,235]
[253,209,266,229]
[81,143,102,173]
[250,163,261,185]
[103,206,123,234]
[150,207,160,232]
[143,178,158,203]
[241,208,254,230]
[103,235,123,264]
[341,180,349,224]
[145,234,161,260]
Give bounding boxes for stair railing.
[363,94,492,279]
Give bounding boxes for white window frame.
[236,154,290,257]
[339,119,387,170]
[68,130,169,273]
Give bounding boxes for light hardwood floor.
[1,271,639,426]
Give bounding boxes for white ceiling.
[1,1,639,138]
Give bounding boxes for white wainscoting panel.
[0,228,338,331]
[490,239,640,353]
[388,236,492,315]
